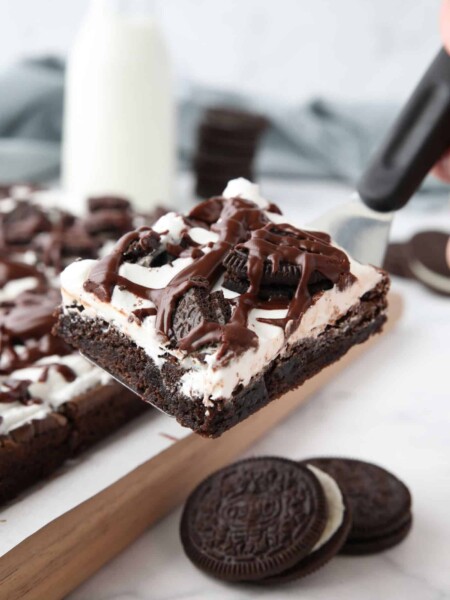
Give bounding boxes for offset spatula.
[310,48,450,267]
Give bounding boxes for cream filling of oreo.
[307,465,345,552]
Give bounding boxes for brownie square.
[58,179,390,438]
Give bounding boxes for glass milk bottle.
[62,0,174,211]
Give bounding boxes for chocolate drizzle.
[0,363,76,407]
[130,307,157,324]
[0,187,169,409]
[0,258,45,288]
[37,362,77,383]
[0,288,71,374]
[234,223,353,335]
[83,197,354,358]
[0,379,37,405]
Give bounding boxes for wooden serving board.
[0,293,402,600]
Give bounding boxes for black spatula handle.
[358,48,450,212]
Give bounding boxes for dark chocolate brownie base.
[62,382,146,455]
[0,384,147,505]
[0,413,70,505]
[57,277,389,438]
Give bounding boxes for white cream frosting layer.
[0,353,112,435]
[307,465,345,552]
[0,277,41,302]
[60,179,384,406]
[0,186,140,436]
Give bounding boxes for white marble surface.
[68,177,450,600]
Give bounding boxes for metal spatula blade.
[80,352,168,414]
[312,48,450,265]
[308,194,393,266]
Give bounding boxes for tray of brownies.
[0,180,402,600]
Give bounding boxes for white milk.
[62,0,174,212]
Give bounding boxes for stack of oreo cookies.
[194,108,268,198]
[180,457,412,585]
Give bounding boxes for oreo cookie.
[194,107,268,199]
[201,107,268,138]
[222,248,332,299]
[304,458,412,555]
[122,228,161,263]
[180,457,328,582]
[407,230,450,296]
[261,465,352,583]
[172,285,231,344]
[383,231,450,296]
[194,153,255,178]
[198,128,258,159]
[382,242,413,279]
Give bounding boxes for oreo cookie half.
[383,231,450,296]
[303,458,412,555]
[223,248,332,299]
[382,242,413,279]
[261,465,352,583]
[180,457,328,582]
[407,230,450,296]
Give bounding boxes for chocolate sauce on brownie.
[0,379,36,405]
[130,307,158,324]
[83,197,353,357]
[0,258,44,287]
[0,289,71,374]
[37,362,77,383]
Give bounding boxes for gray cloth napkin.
[0,57,445,195]
[0,58,63,182]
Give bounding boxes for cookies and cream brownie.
[0,185,154,504]
[57,179,389,438]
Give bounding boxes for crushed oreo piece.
[172,286,231,344]
[122,228,161,263]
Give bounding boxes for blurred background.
[0,0,441,101]
[0,5,449,597]
[0,0,445,198]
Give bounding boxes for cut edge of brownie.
[0,382,146,505]
[0,412,71,505]
[56,276,389,438]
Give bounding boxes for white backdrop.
[0,0,442,103]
